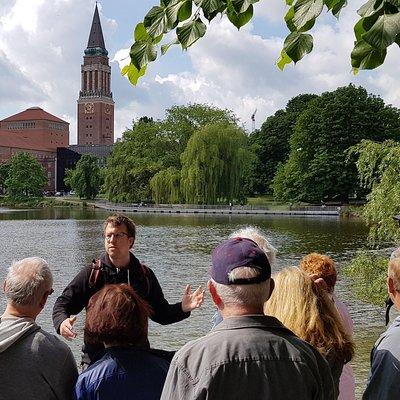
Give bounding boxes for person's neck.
[109,253,131,269]
[2,304,36,320]
[220,305,264,319]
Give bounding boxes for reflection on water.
[0,208,389,398]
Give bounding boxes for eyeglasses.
[104,232,129,242]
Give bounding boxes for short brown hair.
[84,284,151,346]
[300,253,337,291]
[104,214,136,242]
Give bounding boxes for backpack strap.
[88,259,102,289]
[139,263,151,296]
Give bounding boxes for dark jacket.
[52,252,189,361]
[74,346,170,400]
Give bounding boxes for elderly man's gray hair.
[212,267,271,308]
[229,226,277,266]
[4,257,53,306]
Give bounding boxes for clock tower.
[77,3,114,145]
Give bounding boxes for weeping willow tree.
[180,123,253,204]
[150,167,182,204]
[349,139,400,243]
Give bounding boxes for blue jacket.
[74,347,170,400]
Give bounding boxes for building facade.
[77,3,114,146]
[0,107,70,191]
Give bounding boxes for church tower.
[77,4,114,145]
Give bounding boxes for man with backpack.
[52,214,204,364]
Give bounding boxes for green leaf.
[227,4,254,29]
[354,18,367,41]
[231,0,253,13]
[166,1,184,29]
[178,1,192,21]
[276,50,293,70]
[331,0,347,17]
[130,42,157,70]
[144,6,168,37]
[387,0,400,6]
[177,18,207,49]
[152,34,164,45]
[283,31,313,62]
[357,0,384,18]
[293,0,324,30]
[128,65,147,85]
[122,64,147,85]
[284,6,297,32]
[351,39,387,69]
[161,38,180,55]
[134,23,152,42]
[121,65,130,75]
[362,13,400,49]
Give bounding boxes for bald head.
[4,257,53,307]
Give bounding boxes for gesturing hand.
[60,316,77,341]
[181,285,205,313]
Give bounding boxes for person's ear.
[208,280,222,308]
[129,237,134,249]
[38,291,49,309]
[388,276,396,296]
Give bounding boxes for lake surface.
[0,207,392,398]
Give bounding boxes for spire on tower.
[85,3,107,56]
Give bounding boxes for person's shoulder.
[34,328,74,355]
[375,320,400,353]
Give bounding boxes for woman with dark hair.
[74,284,170,400]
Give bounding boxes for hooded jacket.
[52,252,189,363]
[0,316,78,400]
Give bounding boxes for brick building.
[0,107,70,191]
[77,3,114,146]
[0,5,115,194]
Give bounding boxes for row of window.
[7,122,36,129]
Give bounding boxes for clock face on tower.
[84,102,94,113]
[105,104,111,114]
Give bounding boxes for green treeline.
[101,84,400,206]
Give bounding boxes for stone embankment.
[92,201,340,216]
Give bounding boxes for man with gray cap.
[161,237,334,400]
[0,257,78,400]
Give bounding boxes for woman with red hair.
[74,284,170,400]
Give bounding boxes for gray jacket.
[0,316,78,400]
[161,315,334,400]
[363,315,400,400]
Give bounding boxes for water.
[0,207,389,398]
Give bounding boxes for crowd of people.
[0,213,399,399]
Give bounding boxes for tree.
[273,85,400,203]
[349,139,400,243]
[150,167,182,204]
[104,119,166,202]
[5,153,47,200]
[249,94,317,194]
[0,162,10,194]
[64,154,102,200]
[103,104,239,203]
[180,123,253,204]
[123,0,400,85]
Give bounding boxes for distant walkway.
[92,200,341,216]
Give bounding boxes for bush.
[343,252,388,306]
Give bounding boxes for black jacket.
[52,252,189,360]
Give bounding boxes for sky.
[1,0,400,144]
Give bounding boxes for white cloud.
[2,0,400,144]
